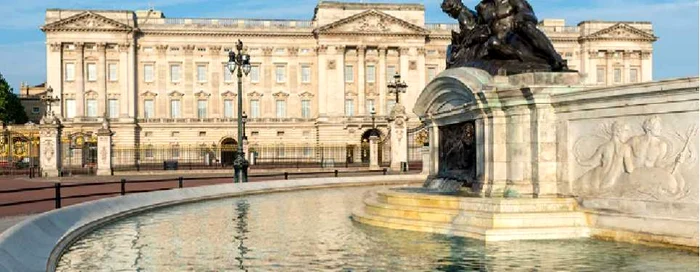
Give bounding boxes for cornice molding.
[41,11,134,33]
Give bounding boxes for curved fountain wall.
[0,175,425,272]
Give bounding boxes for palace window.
[86,99,98,117]
[197,65,207,82]
[301,99,311,118]
[596,67,606,84]
[145,145,154,158]
[224,100,234,118]
[387,65,397,82]
[250,99,260,118]
[366,65,376,83]
[630,68,639,83]
[345,65,354,83]
[366,99,375,114]
[144,64,154,83]
[144,100,154,118]
[275,65,286,83]
[427,66,437,81]
[108,99,119,118]
[65,63,75,82]
[171,145,180,159]
[108,64,118,82]
[250,65,260,83]
[223,65,233,82]
[170,64,181,83]
[32,107,40,114]
[87,63,97,82]
[197,100,207,119]
[65,99,76,118]
[345,99,354,116]
[276,100,287,118]
[303,146,313,157]
[613,68,622,83]
[170,100,181,118]
[301,65,311,83]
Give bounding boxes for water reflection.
[58,186,699,271]
[234,200,250,271]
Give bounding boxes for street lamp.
[387,72,407,104]
[242,111,248,141]
[227,40,252,183]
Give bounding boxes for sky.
[0,0,697,92]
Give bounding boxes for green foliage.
[0,73,29,125]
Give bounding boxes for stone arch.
[413,67,492,118]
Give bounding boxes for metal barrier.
[0,169,390,211]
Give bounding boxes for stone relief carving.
[101,146,107,163]
[327,60,336,70]
[573,116,698,201]
[43,140,55,163]
[355,16,390,32]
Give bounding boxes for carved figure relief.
[573,116,697,201]
[356,16,390,32]
[101,146,107,163]
[43,139,55,163]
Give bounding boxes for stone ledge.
[0,174,426,272]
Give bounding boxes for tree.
[0,73,29,125]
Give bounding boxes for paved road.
[0,170,418,218]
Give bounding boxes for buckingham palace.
[39,1,657,168]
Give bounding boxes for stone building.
[40,1,657,153]
[19,82,47,124]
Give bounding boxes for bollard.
[284,172,289,180]
[334,170,339,177]
[178,176,184,188]
[54,183,61,209]
[121,179,126,195]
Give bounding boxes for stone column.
[369,135,380,170]
[428,121,440,176]
[378,46,387,115]
[97,43,107,117]
[128,42,137,119]
[357,46,366,115]
[605,50,613,85]
[75,42,85,118]
[641,50,653,82]
[47,42,63,117]
[39,120,62,177]
[317,46,328,118]
[156,45,169,118]
[399,47,409,83]
[96,122,112,176]
[421,144,430,175]
[623,50,631,83]
[183,45,195,117]
[389,104,408,172]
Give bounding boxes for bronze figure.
[441,0,574,75]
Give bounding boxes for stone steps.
[351,189,591,241]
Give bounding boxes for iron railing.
[0,169,389,211]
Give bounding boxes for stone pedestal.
[96,125,113,176]
[413,68,582,197]
[39,120,62,178]
[369,135,380,170]
[389,105,408,172]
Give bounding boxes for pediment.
[42,12,133,32]
[298,91,315,98]
[140,91,158,98]
[315,10,427,36]
[221,91,237,98]
[583,23,657,41]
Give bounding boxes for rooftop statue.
[441,0,575,75]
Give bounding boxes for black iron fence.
[0,169,389,211]
[110,144,374,172]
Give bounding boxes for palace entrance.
[360,128,382,164]
[220,138,238,166]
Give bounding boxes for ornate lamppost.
[370,107,376,129]
[387,73,408,104]
[227,40,252,183]
[40,86,60,118]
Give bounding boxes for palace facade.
[41,1,657,150]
